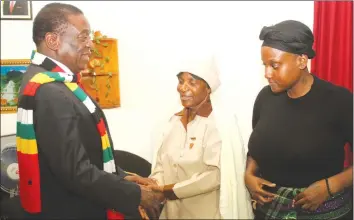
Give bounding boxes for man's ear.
[298,54,309,70]
[44,32,60,51]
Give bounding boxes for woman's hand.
[244,173,277,205]
[294,179,329,211]
[147,184,164,192]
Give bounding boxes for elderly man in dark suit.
[16,2,163,219]
[3,1,28,15]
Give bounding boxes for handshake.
[124,175,167,219]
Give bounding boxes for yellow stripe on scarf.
[65,82,79,91]
[16,137,38,154]
[29,73,56,84]
[101,134,110,150]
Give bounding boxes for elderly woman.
[149,53,253,219]
[245,20,353,219]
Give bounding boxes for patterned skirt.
[254,186,352,219]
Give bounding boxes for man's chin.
[78,63,88,72]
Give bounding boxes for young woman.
[246,20,353,219]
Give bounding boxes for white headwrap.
[151,49,254,219]
[177,52,221,93]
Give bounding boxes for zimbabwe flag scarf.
[16,51,123,219]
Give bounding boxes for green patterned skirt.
[254,186,352,219]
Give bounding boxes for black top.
[248,75,353,188]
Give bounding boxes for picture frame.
[0,1,33,20]
[1,59,31,114]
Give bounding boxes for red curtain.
[311,1,353,167]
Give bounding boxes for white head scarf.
[177,52,221,93]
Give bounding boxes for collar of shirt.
[175,101,213,130]
[36,52,75,76]
[175,101,212,118]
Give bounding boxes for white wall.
[1,1,314,162]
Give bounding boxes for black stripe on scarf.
[40,57,59,71]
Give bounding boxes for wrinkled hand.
[244,173,277,205]
[139,185,164,219]
[147,184,164,192]
[294,179,329,211]
[124,174,158,186]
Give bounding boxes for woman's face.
[261,46,307,93]
[177,72,210,108]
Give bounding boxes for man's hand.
[294,179,329,211]
[139,206,150,220]
[244,173,277,206]
[139,185,164,219]
[124,174,158,186]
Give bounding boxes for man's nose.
[87,39,94,49]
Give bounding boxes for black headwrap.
[259,20,316,59]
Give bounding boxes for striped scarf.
[16,52,123,219]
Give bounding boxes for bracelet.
[325,178,334,198]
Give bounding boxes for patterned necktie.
[9,1,15,14]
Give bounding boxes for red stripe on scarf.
[97,119,106,136]
[23,82,41,97]
[107,210,124,219]
[17,152,41,213]
[76,72,82,84]
[52,66,64,72]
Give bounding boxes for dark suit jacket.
[18,64,141,219]
[3,1,28,15]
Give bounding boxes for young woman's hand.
[294,179,329,211]
[244,173,277,206]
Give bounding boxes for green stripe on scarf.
[71,85,87,102]
[16,122,36,140]
[103,147,114,163]
[43,71,66,81]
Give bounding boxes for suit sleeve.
[34,84,140,215]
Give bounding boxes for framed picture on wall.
[1,59,30,114]
[0,1,33,20]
